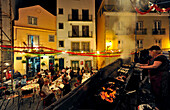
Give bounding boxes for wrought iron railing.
[152,28,165,35]
[68,31,93,38]
[68,14,92,21]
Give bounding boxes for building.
[97,0,169,68]
[56,0,96,70]
[0,0,15,77]
[14,5,56,75]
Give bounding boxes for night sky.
[14,0,169,19]
[15,0,56,19]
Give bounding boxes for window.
[82,26,89,37]
[154,39,162,47]
[72,25,79,37]
[58,8,63,14]
[118,40,123,49]
[59,23,64,29]
[136,21,143,30]
[28,35,39,47]
[72,9,78,20]
[49,35,55,42]
[154,20,161,30]
[81,42,90,51]
[82,10,89,20]
[71,61,79,70]
[16,57,22,60]
[59,41,64,47]
[85,60,91,70]
[137,40,143,48]
[28,16,37,25]
[71,42,80,51]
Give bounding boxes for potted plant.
[41,62,46,66]
[22,60,27,63]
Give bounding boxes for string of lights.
[0,45,123,57]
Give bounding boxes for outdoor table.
[26,79,38,84]
[21,84,39,90]
[92,70,98,73]
[82,73,91,83]
[21,84,39,95]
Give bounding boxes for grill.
[46,59,155,110]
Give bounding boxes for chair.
[20,89,34,108]
[36,91,46,110]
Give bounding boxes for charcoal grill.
[46,59,147,110]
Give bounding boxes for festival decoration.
[135,3,170,15]
[0,45,123,57]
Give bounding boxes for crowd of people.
[1,66,97,106]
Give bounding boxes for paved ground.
[0,77,78,110]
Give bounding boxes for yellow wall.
[14,5,56,75]
[97,11,106,69]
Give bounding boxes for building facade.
[14,5,56,75]
[97,0,169,68]
[56,0,96,70]
[0,0,15,75]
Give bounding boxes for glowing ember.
[99,87,117,103]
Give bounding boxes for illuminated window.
[81,42,90,51]
[71,42,80,51]
[28,35,39,47]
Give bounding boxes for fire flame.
[99,87,116,103]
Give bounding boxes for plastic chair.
[20,89,34,108]
[36,91,46,110]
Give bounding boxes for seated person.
[42,78,56,106]
[74,79,81,87]
[21,75,27,87]
[59,78,71,96]
[42,79,52,96]
[52,72,60,81]
[65,73,71,81]
[13,70,22,79]
[37,73,44,90]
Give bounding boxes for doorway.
[59,58,64,70]
[26,57,40,77]
[71,61,79,70]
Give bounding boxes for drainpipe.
[168,15,170,60]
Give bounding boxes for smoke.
[106,0,136,59]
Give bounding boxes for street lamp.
[107,41,112,51]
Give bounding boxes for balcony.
[135,29,147,35]
[68,14,92,21]
[68,31,93,38]
[152,29,166,35]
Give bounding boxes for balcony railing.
[135,29,147,35]
[68,31,93,38]
[152,29,165,35]
[69,49,94,55]
[68,14,92,21]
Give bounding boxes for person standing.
[140,45,169,110]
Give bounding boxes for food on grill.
[99,87,116,103]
